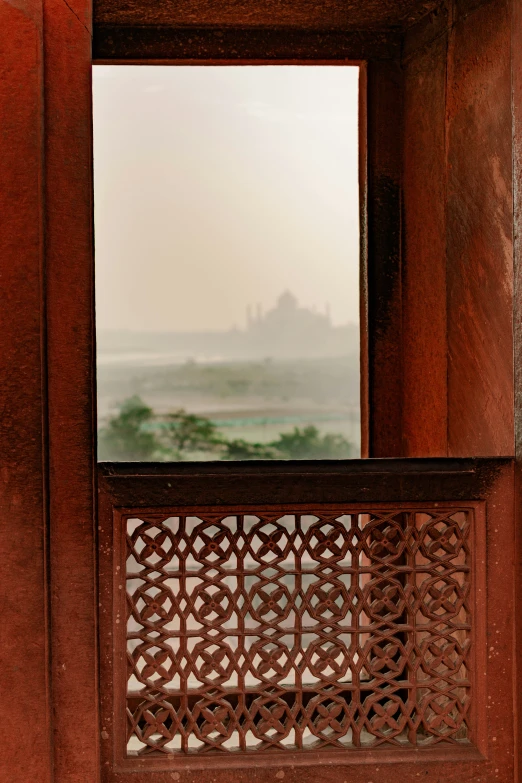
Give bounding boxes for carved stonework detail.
[124,508,472,755]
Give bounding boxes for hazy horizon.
[93,66,360,333]
[97,290,359,336]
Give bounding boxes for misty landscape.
[94,66,360,460]
[97,292,360,460]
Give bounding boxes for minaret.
[325,302,331,324]
[246,305,252,330]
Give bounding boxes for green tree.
[222,438,279,460]
[270,425,353,459]
[158,410,223,459]
[98,396,159,460]
[99,398,354,462]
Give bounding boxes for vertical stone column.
[0,1,51,780]
[43,0,99,779]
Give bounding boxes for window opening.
[93,65,360,461]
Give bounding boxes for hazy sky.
[93,65,360,332]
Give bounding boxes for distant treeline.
[97,355,360,417]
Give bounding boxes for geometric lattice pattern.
[125,508,472,755]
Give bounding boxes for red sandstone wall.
[399,0,514,458]
[0,2,51,780]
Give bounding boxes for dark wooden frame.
[93,27,400,62]
[3,1,522,782]
[91,21,518,461]
[91,1,517,461]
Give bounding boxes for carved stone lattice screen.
[120,504,480,758]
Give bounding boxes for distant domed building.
[99,291,358,364]
[249,290,329,332]
[244,291,352,359]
